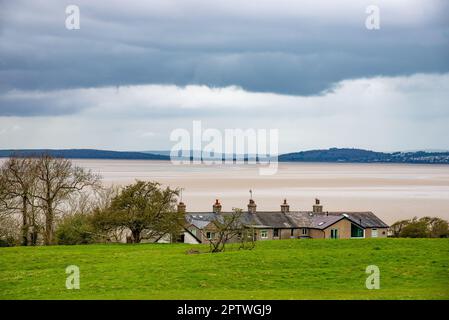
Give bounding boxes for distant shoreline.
[1,148,449,164]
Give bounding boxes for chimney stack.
[177,201,186,214]
[281,199,289,213]
[313,198,323,213]
[213,199,222,213]
[248,199,257,214]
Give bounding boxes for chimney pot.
[281,199,290,213]
[213,199,222,213]
[248,198,257,214]
[177,201,186,214]
[313,198,323,213]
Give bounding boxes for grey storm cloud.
[0,92,87,116]
[0,0,448,103]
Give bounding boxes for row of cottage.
[176,198,389,244]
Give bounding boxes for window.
[351,224,364,238]
[371,229,378,238]
[190,229,196,236]
[261,230,268,239]
[206,232,215,240]
[250,231,257,240]
[273,228,279,237]
[302,228,307,235]
[330,229,338,239]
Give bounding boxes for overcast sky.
[0,0,448,152]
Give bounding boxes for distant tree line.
[0,155,184,246]
[279,148,449,164]
[0,149,169,160]
[390,217,449,238]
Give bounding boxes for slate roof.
[285,212,313,228]
[186,213,219,229]
[185,209,389,230]
[253,211,297,228]
[310,215,345,229]
[186,212,263,229]
[317,211,389,228]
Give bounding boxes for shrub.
[0,236,17,247]
[55,213,98,245]
[391,216,449,238]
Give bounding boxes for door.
[330,229,338,239]
[371,229,378,238]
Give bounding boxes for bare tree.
[207,208,254,253]
[32,155,101,245]
[389,219,410,237]
[56,185,122,243]
[420,216,449,238]
[60,184,120,220]
[0,214,20,246]
[28,199,43,245]
[0,157,37,246]
[94,185,121,211]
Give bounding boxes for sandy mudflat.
[66,160,449,224]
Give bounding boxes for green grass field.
[0,239,448,299]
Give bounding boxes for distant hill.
[1,148,448,164]
[279,148,389,162]
[279,148,449,164]
[0,149,170,160]
[143,150,172,156]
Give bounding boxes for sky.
[0,0,448,153]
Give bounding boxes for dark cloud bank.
[0,0,448,97]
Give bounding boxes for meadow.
[0,238,448,300]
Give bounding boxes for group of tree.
[390,216,449,238]
[0,154,254,253]
[0,155,185,246]
[0,155,100,246]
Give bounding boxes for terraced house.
[180,198,389,244]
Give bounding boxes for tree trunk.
[131,229,141,243]
[30,230,38,246]
[29,206,38,246]
[21,196,29,246]
[45,202,54,245]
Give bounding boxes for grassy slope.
[0,239,448,300]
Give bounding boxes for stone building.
[182,198,389,244]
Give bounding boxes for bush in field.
[390,216,449,238]
[55,213,98,245]
[399,219,429,238]
[0,235,18,247]
[0,215,20,247]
